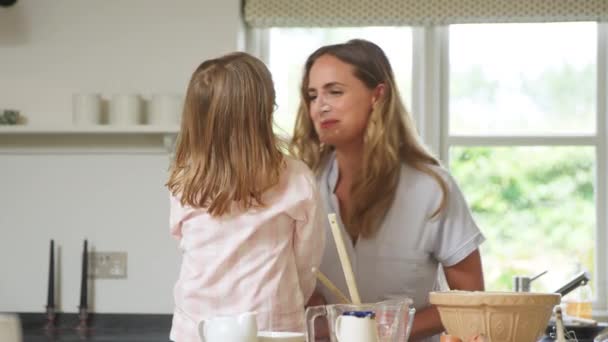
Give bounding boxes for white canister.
[72,93,102,126]
[148,94,182,125]
[0,314,22,342]
[109,94,142,126]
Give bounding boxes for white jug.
[335,314,379,342]
[198,311,258,342]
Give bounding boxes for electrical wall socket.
[89,252,127,279]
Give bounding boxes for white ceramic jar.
[72,93,102,126]
[0,314,22,342]
[148,94,182,125]
[109,94,142,126]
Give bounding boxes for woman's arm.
[306,289,327,307]
[408,305,442,342]
[443,249,484,290]
[409,249,484,341]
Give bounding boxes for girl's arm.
[169,195,184,240]
[409,249,484,341]
[294,184,327,302]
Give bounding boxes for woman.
[289,39,485,341]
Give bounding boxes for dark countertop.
[15,312,602,342]
[540,337,594,342]
[23,331,169,342]
[18,312,171,342]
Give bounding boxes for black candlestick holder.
[75,306,91,334]
[43,305,57,332]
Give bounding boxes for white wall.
[0,0,245,313]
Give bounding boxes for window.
[268,27,412,136]
[450,23,596,135]
[447,23,599,297]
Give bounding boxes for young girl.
[166,52,326,342]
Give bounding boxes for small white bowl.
[257,331,305,342]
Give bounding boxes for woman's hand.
[440,334,489,342]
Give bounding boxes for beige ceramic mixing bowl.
[430,291,560,342]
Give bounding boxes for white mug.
[335,315,379,342]
[148,94,182,125]
[0,314,22,342]
[109,94,142,126]
[72,93,101,126]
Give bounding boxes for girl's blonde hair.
[290,39,448,239]
[167,52,284,216]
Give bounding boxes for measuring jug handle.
[197,319,206,342]
[404,307,416,342]
[305,305,328,342]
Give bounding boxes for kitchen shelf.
[0,125,179,135]
[0,125,179,153]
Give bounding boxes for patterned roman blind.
[244,0,608,27]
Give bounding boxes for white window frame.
[596,22,608,314]
[421,23,608,315]
[249,22,608,315]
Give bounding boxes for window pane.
[450,23,596,135]
[450,146,596,296]
[268,27,412,136]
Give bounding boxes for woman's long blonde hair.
[290,39,448,239]
[167,52,284,216]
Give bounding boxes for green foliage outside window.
[450,146,595,292]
